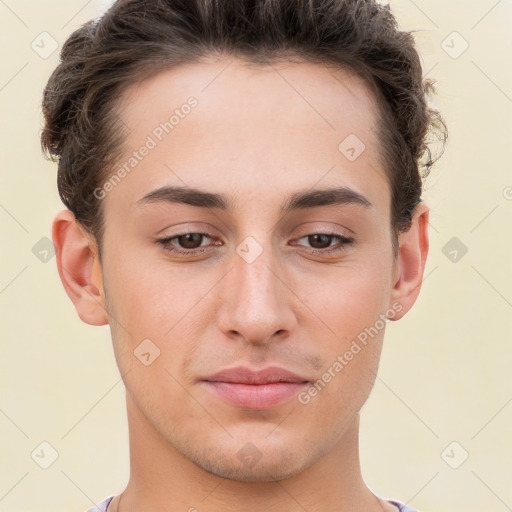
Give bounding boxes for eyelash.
[156,231,354,256]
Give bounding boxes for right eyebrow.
[134,185,233,210]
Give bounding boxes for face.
[92,57,405,481]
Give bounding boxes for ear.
[52,209,108,326]
[388,202,430,321]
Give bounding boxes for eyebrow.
[134,185,373,214]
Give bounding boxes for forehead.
[105,56,388,218]
[118,56,381,146]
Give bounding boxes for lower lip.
[203,381,308,409]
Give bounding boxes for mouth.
[201,366,310,409]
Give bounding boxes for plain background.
[1,1,511,511]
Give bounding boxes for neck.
[118,392,392,512]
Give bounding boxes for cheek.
[296,259,392,338]
[105,251,212,339]
[298,311,385,427]
[103,255,220,402]
[292,259,391,406]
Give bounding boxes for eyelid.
[293,224,353,242]
[288,219,357,237]
[294,232,353,243]
[292,232,354,253]
[155,230,215,249]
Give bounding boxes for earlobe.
[52,209,109,326]
[388,202,430,321]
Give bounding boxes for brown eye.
[294,233,354,255]
[156,232,217,256]
[307,234,334,249]
[176,233,205,249]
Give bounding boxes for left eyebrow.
[280,186,373,214]
[134,185,373,212]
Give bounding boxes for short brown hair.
[41,0,447,260]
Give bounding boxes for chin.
[185,441,313,483]
[199,456,308,483]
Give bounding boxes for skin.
[52,56,429,512]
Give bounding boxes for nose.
[216,240,297,345]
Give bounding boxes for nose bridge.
[217,234,295,343]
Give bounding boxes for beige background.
[1,1,511,511]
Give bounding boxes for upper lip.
[203,366,309,384]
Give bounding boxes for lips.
[201,366,309,409]
[204,366,309,385]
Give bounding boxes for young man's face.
[55,57,428,482]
